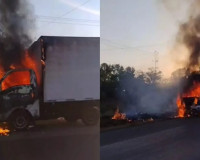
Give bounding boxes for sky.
[29,0,193,78]
[101,0,191,78]
[29,0,99,40]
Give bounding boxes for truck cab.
[0,69,39,130]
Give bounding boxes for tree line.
[100,63,163,116]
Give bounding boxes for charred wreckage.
[177,72,200,117]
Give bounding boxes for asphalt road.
[101,118,200,160]
[0,119,99,160]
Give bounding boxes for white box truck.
[0,36,100,130]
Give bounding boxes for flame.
[0,127,10,136]
[10,65,15,70]
[176,81,200,117]
[194,97,198,105]
[41,59,45,66]
[2,71,30,91]
[112,107,127,120]
[22,51,41,85]
[0,50,41,91]
[176,95,185,118]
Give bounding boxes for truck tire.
[82,107,99,126]
[9,110,31,131]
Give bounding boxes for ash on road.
[0,119,99,160]
[101,118,200,160]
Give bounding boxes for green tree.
[145,68,162,84]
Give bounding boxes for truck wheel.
[82,107,99,126]
[9,110,31,131]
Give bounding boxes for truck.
[0,36,100,130]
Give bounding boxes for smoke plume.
[119,76,179,116]
[0,0,34,71]
[176,0,200,72]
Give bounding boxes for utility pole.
[153,50,159,74]
[151,50,159,84]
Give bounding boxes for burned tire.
[82,107,99,126]
[9,110,31,131]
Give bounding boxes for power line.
[60,0,91,17]
[36,15,99,26]
[101,43,155,54]
[102,40,124,50]
[39,0,92,28]
[101,47,154,54]
[153,51,159,74]
[101,40,165,54]
[102,38,131,49]
[101,38,168,52]
[36,15,99,23]
[38,20,99,26]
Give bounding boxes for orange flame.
[194,97,198,105]
[22,51,41,85]
[176,81,200,117]
[112,107,127,120]
[1,71,30,91]
[176,95,185,118]
[182,82,200,97]
[0,127,10,136]
[0,50,41,91]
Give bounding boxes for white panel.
[43,37,100,102]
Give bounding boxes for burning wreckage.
[177,72,200,117]
[0,36,100,130]
[111,72,200,124]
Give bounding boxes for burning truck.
[177,72,200,117]
[0,36,100,130]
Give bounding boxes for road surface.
[101,118,200,160]
[0,119,99,160]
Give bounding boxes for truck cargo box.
[40,36,100,102]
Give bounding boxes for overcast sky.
[101,0,191,78]
[30,0,99,40]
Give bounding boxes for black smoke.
[0,0,34,71]
[176,0,200,72]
